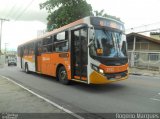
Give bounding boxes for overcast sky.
[0,0,160,50]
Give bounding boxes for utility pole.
[0,18,9,55]
[4,43,8,63]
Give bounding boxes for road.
[0,66,160,117]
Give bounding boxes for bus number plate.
[115,75,121,79]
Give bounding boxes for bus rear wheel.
[25,64,29,73]
[58,66,69,85]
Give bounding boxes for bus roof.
[18,16,124,47]
[18,17,86,47]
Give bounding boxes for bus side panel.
[50,54,56,76]
[23,55,36,72]
[17,56,21,68]
[21,57,25,70]
[40,53,58,76]
[51,52,71,80]
[37,56,42,72]
[40,52,71,79]
[41,54,50,75]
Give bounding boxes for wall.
[150,34,160,40]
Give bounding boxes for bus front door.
[71,28,88,81]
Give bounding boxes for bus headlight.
[99,69,104,74]
[91,64,104,75]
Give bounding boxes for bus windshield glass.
[90,28,127,58]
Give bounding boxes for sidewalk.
[0,76,76,119]
[129,67,160,77]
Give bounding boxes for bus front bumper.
[89,71,128,84]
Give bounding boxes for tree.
[93,9,121,21]
[40,0,92,31]
[94,10,107,17]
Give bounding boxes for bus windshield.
[90,28,127,58]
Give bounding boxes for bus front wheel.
[58,66,69,85]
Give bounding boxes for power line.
[136,28,160,33]
[14,0,35,21]
[12,2,31,20]
[126,21,160,31]
[5,2,17,19]
[126,21,160,34]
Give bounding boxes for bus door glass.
[71,27,88,80]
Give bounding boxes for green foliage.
[93,9,121,22]
[94,10,106,17]
[40,0,92,31]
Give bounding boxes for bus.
[17,16,128,84]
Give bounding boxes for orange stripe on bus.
[74,76,87,81]
[23,55,34,63]
[37,52,71,79]
[99,63,128,73]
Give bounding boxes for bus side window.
[42,36,53,53]
[29,43,34,55]
[54,31,69,52]
[55,41,68,52]
[24,46,29,56]
[43,46,48,53]
[47,45,52,52]
[56,32,65,41]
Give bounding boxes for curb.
[129,73,142,76]
[129,72,160,77]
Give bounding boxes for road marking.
[0,75,84,119]
[150,98,160,102]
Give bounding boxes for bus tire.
[58,66,69,85]
[25,63,29,74]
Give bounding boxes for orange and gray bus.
[17,16,128,84]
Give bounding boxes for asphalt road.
[0,66,160,116]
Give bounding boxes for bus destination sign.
[91,17,124,30]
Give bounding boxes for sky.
[0,0,160,51]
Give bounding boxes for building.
[127,33,160,70]
[150,32,160,40]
